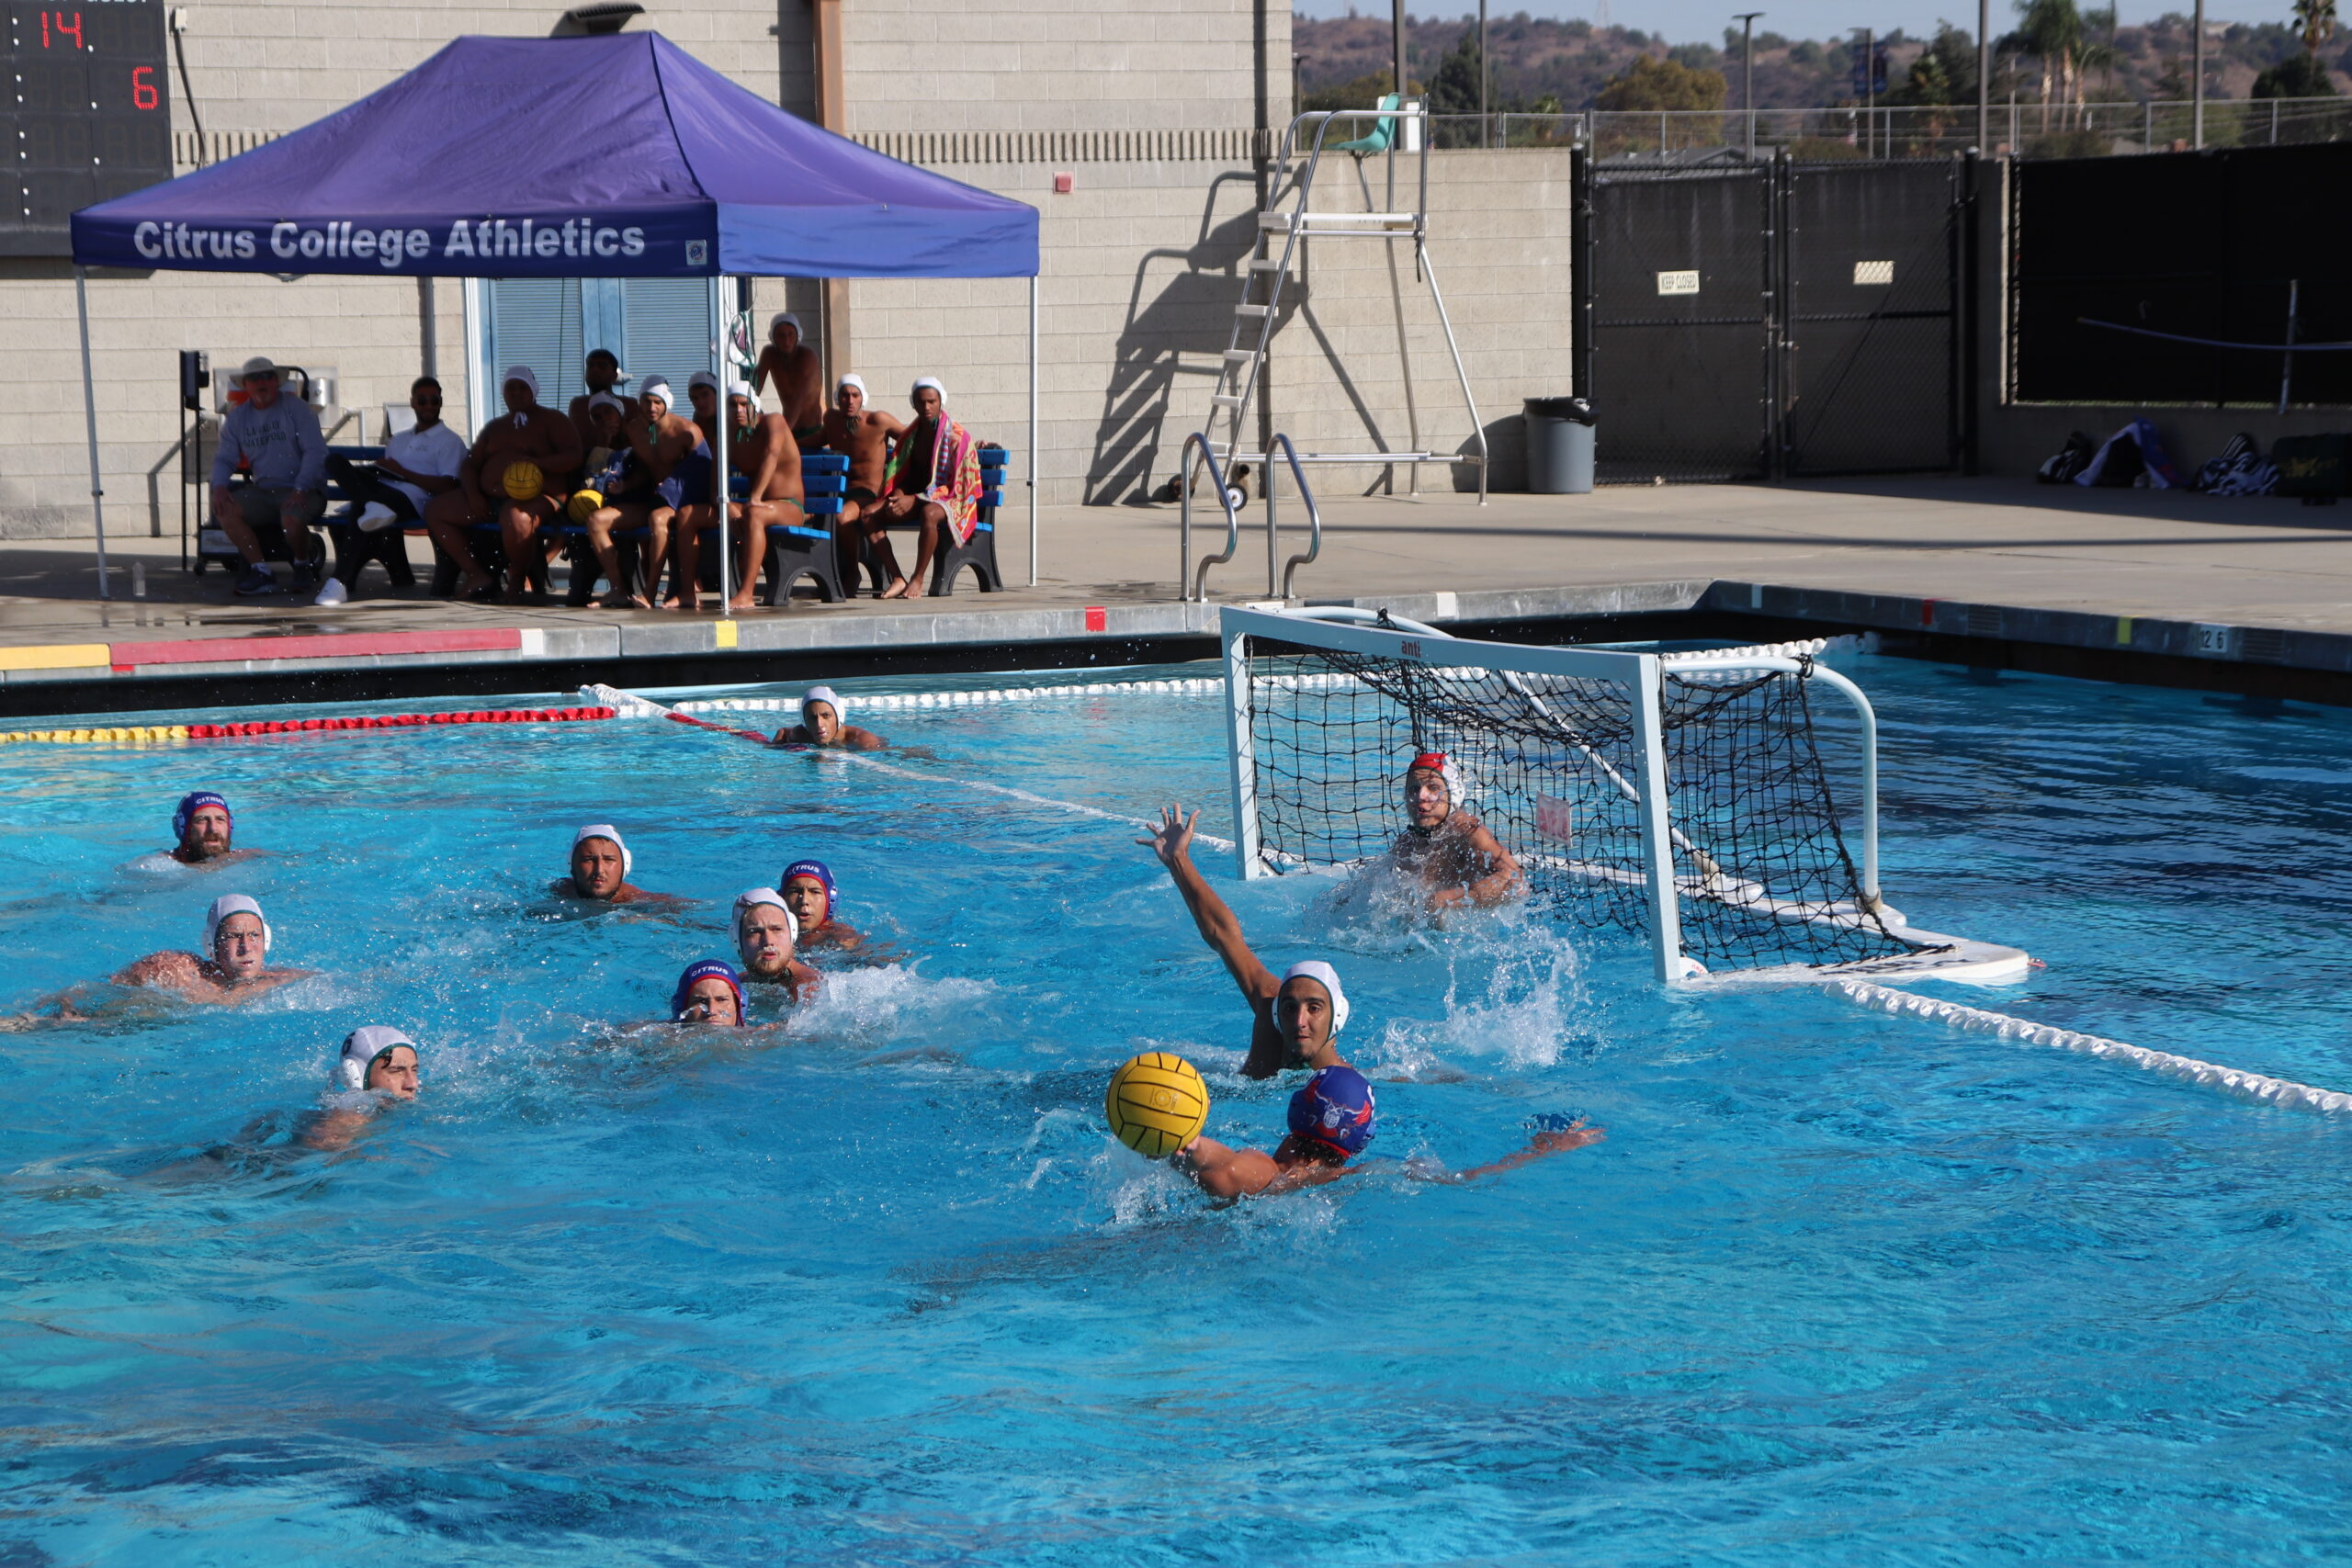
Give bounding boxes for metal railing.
[1408,97,2352,162]
[1180,432,1243,602]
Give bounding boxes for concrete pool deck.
[5,475,2352,710]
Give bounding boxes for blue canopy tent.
[70,31,1042,601]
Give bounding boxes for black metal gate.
[1575,154,1970,483]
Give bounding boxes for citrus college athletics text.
[130,218,653,267]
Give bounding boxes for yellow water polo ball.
[568,489,604,523]
[1104,1051,1209,1159]
[502,459,545,501]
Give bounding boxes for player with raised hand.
[1137,803,1350,1080]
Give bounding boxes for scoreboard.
[2,0,171,256]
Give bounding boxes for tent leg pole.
[717,274,732,615]
[75,266,111,602]
[1028,273,1038,588]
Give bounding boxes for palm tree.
[2011,0,2086,130]
[2294,0,2338,56]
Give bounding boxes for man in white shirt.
[317,376,468,604]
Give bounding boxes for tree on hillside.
[1302,69,1419,115]
[2252,51,2337,92]
[2007,0,2086,126]
[1427,29,1484,117]
[1594,54,1730,111]
[2251,0,2336,95]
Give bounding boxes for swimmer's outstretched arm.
[1139,806,1291,1076]
[1409,1121,1605,1184]
[1172,1135,1353,1201]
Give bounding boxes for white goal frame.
[1220,604,2029,987]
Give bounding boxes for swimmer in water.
[1389,750,1522,911]
[300,1026,424,1152]
[167,790,253,866]
[1138,803,1350,1080]
[777,859,869,955]
[112,895,313,1005]
[1171,1068,1603,1201]
[672,958,749,1027]
[1175,1064,1376,1200]
[733,888,821,1003]
[552,824,681,907]
[772,686,885,750]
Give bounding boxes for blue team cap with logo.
[671,958,747,1024]
[174,790,232,840]
[1288,1065,1377,1157]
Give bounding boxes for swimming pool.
[0,653,2346,1564]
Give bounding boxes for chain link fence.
[1416,98,2352,160]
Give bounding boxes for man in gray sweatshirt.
[209,355,327,597]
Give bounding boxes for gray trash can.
[1524,396,1596,494]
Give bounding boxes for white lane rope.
[649,635,1871,716]
[1835,980,2352,1116]
[583,683,1238,852]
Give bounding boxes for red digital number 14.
[40,10,85,49]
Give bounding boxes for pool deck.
[6,474,2352,711]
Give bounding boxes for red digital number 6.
[132,65,159,109]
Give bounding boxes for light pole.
[1851,27,1876,157]
[1976,0,1990,150]
[1479,0,1489,148]
[1735,12,1764,160]
[2192,0,2207,148]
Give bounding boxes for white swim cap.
[639,377,673,410]
[732,887,800,955]
[837,373,867,396]
[502,365,540,400]
[335,1025,416,1091]
[769,311,801,334]
[585,391,624,416]
[911,376,945,404]
[1282,960,1350,1036]
[571,823,632,877]
[687,370,720,394]
[725,378,754,402]
[802,685,845,723]
[202,894,273,955]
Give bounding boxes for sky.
[1290,0,2300,46]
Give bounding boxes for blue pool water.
[0,654,2347,1565]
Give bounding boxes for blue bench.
[800,445,1008,600]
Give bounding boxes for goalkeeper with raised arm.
[1390,750,1523,911]
[1138,804,1351,1081]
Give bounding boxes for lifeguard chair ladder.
[1193,101,1488,505]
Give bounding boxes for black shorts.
[846,486,877,504]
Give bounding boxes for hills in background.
[1294,12,2352,108]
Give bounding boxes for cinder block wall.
[0,0,1577,542]
[840,148,1575,513]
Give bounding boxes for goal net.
[1222,607,2025,984]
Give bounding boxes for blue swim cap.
[779,859,838,911]
[671,958,747,1024]
[174,790,232,841]
[1288,1066,1376,1157]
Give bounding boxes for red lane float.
[184,705,616,740]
